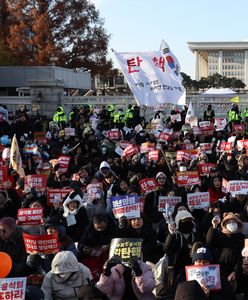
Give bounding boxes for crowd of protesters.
[0,101,248,300]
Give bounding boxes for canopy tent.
[201,88,236,97]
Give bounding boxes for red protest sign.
[139,178,159,195]
[47,188,73,206]
[158,132,171,142]
[199,143,212,154]
[122,144,138,158]
[176,150,191,161]
[198,163,216,176]
[0,277,26,300]
[140,142,155,153]
[86,182,103,202]
[201,124,214,136]
[56,155,71,174]
[148,150,159,161]
[219,141,232,152]
[24,174,47,192]
[17,208,43,225]
[107,129,121,140]
[23,233,60,254]
[232,123,245,133]
[176,171,200,187]
[34,132,47,143]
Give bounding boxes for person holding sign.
[96,256,156,300]
[206,212,244,288]
[0,217,31,277]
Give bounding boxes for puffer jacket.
[41,251,93,300]
[96,262,155,300]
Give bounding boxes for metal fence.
[0,94,248,120]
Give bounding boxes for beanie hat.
[100,161,110,170]
[175,210,194,229]
[0,217,16,231]
[156,172,167,180]
[221,212,243,234]
[192,247,213,264]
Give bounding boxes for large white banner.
[114,51,186,107]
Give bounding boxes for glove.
[103,257,120,276]
[126,259,142,276]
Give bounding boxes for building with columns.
[188,41,248,86]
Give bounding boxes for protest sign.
[122,144,137,158]
[170,113,181,123]
[135,124,143,133]
[24,174,47,192]
[185,264,221,291]
[107,129,121,140]
[232,123,245,133]
[199,121,210,128]
[148,150,159,161]
[158,132,171,142]
[201,124,215,136]
[119,140,131,149]
[115,146,124,156]
[0,277,26,300]
[228,180,248,195]
[187,192,210,210]
[139,178,159,194]
[56,156,71,174]
[34,132,47,143]
[199,143,212,154]
[23,233,59,255]
[176,149,199,161]
[86,182,103,202]
[64,127,76,136]
[17,208,43,225]
[218,141,232,152]
[237,139,248,151]
[111,195,140,219]
[47,188,73,206]
[214,118,227,131]
[198,163,216,176]
[140,142,155,153]
[158,196,182,213]
[176,171,200,187]
[109,238,142,263]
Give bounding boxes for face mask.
[226,222,238,233]
[179,221,193,233]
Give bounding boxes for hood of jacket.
[51,251,80,274]
[63,192,83,217]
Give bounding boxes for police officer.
[53,106,67,129]
[203,104,215,122]
[228,104,240,124]
[125,104,134,127]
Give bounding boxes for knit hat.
[156,172,167,180]
[221,212,243,234]
[175,210,194,229]
[174,280,208,300]
[0,217,16,231]
[192,247,212,264]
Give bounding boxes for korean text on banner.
[24,174,47,192]
[86,182,103,202]
[47,188,73,206]
[0,277,26,300]
[109,238,142,263]
[185,264,221,291]
[187,192,210,210]
[23,233,60,255]
[158,196,182,213]
[139,178,159,195]
[110,195,140,219]
[176,171,200,187]
[17,208,43,226]
[228,180,248,195]
[114,50,186,107]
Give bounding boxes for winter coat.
[96,262,155,300]
[0,227,30,277]
[41,251,93,300]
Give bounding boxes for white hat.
[2,148,10,160]
[100,161,110,170]
[175,210,194,229]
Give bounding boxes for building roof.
[188,41,248,52]
[0,66,91,89]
